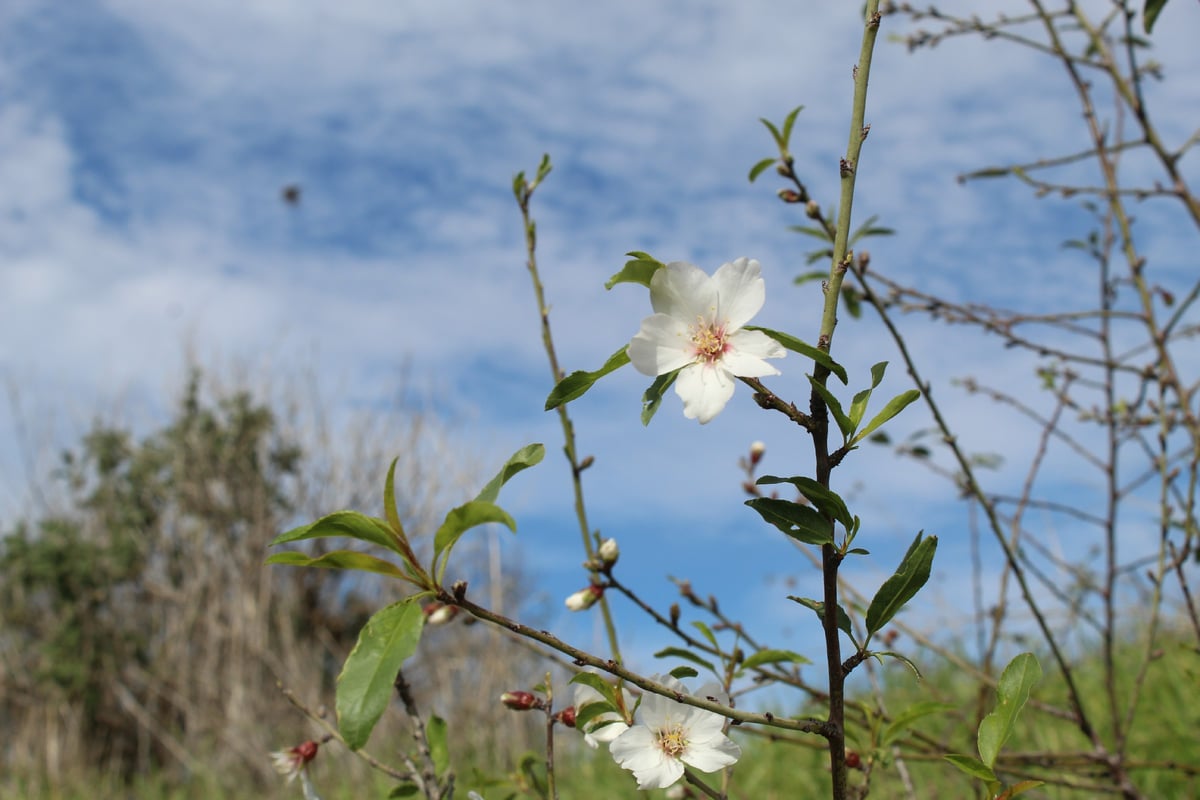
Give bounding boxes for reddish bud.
[555,706,577,728]
[501,691,538,711]
[845,750,862,770]
[778,189,802,203]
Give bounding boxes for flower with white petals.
[609,675,741,790]
[573,682,633,748]
[628,258,784,424]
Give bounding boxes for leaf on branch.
[748,157,777,183]
[433,501,516,579]
[745,326,848,384]
[605,252,666,289]
[546,348,632,410]
[337,598,426,750]
[271,510,403,555]
[756,475,853,532]
[865,532,937,637]
[944,753,997,784]
[654,646,715,673]
[427,715,450,775]
[788,596,855,644]
[808,376,853,440]
[641,370,678,426]
[739,648,811,673]
[265,550,408,580]
[978,652,1042,768]
[745,497,833,545]
[475,443,546,504]
[881,701,955,747]
[1143,0,1168,33]
[851,389,921,446]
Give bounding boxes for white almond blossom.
[608,675,741,790]
[627,258,784,424]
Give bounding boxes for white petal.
[675,363,736,424]
[681,733,741,773]
[628,314,695,377]
[712,258,765,330]
[611,727,684,789]
[650,262,717,322]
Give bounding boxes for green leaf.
[808,376,853,439]
[669,666,699,679]
[881,701,954,746]
[1001,780,1047,798]
[759,116,784,150]
[389,782,419,798]
[569,673,620,711]
[433,501,516,575]
[943,754,997,783]
[654,646,715,673]
[865,532,937,636]
[787,225,832,241]
[475,444,546,504]
[574,699,618,730]
[266,550,408,579]
[978,652,1042,768]
[781,105,804,147]
[744,326,848,384]
[851,389,921,446]
[848,214,895,245]
[739,648,811,673]
[1144,0,1168,33]
[427,715,449,775]
[757,475,853,532]
[691,621,719,650]
[383,457,405,539]
[641,371,678,426]
[337,598,425,750]
[794,269,828,285]
[870,650,923,679]
[535,153,553,183]
[546,348,631,410]
[272,511,401,555]
[788,596,855,643]
[745,497,832,545]
[748,157,776,183]
[605,252,665,289]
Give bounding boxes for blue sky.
[2,1,1199,680]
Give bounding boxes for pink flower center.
[656,724,688,758]
[690,317,730,365]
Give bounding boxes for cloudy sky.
[2,1,1198,677]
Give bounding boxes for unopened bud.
[749,440,766,465]
[578,454,595,471]
[598,538,619,566]
[501,691,538,711]
[565,584,604,611]
[805,200,820,219]
[669,603,681,627]
[423,602,458,625]
[778,189,802,203]
[555,706,577,727]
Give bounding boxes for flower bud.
[423,602,458,625]
[565,584,604,611]
[749,440,766,465]
[555,705,577,727]
[501,691,538,710]
[805,199,820,218]
[598,538,619,566]
[777,189,802,203]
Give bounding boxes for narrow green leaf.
[745,497,832,545]
[546,348,631,410]
[337,598,425,750]
[807,376,853,439]
[535,153,553,182]
[569,673,620,710]
[475,444,546,504]
[605,253,665,289]
[870,650,923,679]
[1001,780,1047,798]
[744,326,848,384]
[512,171,526,199]
[383,457,405,539]
[794,269,828,285]
[851,389,921,446]
[574,699,618,730]
[748,157,776,183]
[654,646,715,673]
[271,511,401,555]
[691,621,719,650]
[641,371,678,426]
[881,701,954,746]
[739,648,811,673]
[788,596,855,643]
[781,105,804,146]
[978,652,1042,768]
[759,117,784,149]
[757,475,853,532]
[669,666,699,679]
[1143,0,1168,33]
[943,754,997,783]
[433,501,516,563]
[787,225,833,241]
[427,715,449,775]
[865,533,937,636]
[389,782,419,798]
[266,550,408,579]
